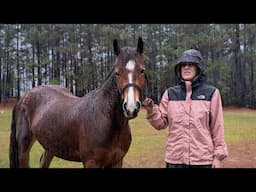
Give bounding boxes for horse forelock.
[118,47,137,66]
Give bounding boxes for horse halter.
[117,72,148,101]
[119,83,142,98]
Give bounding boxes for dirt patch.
[222,141,256,168]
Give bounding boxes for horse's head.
[113,37,146,119]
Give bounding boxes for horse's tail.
[9,104,19,168]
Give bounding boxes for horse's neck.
[99,71,120,103]
[99,71,128,124]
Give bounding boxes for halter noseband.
[120,83,143,98]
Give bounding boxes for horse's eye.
[116,72,120,77]
[140,69,145,74]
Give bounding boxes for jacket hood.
[175,49,206,83]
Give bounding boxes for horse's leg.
[16,109,35,168]
[40,150,54,168]
[83,160,123,168]
[16,133,35,168]
[82,159,100,168]
[112,160,123,168]
[106,159,123,168]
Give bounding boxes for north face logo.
[197,95,205,99]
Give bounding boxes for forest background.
[0,24,254,108]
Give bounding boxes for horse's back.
[16,85,79,126]
[19,85,75,106]
[28,85,75,99]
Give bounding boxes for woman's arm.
[143,90,169,130]
[210,89,228,164]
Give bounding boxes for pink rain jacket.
[147,80,228,165]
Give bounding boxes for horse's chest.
[81,132,132,167]
[105,133,131,163]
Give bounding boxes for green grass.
[0,111,12,132]
[224,111,256,143]
[124,112,167,167]
[1,108,256,168]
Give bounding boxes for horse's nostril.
[136,101,141,110]
[122,102,127,111]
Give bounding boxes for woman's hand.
[142,98,154,113]
[212,158,222,168]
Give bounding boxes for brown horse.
[9,37,146,168]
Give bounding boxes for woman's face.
[180,62,198,81]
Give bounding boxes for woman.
[143,49,228,168]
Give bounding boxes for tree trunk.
[16,24,21,100]
[37,40,41,86]
[233,24,245,107]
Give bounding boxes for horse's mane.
[97,68,115,89]
[97,68,120,99]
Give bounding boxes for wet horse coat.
[9,37,146,168]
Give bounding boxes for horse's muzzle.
[122,101,141,119]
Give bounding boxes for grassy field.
[224,110,256,144]
[1,108,256,168]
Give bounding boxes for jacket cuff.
[146,105,158,119]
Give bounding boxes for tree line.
[0,24,255,108]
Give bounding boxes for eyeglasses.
[180,63,196,68]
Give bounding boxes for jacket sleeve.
[210,89,228,161]
[146,90,169,130]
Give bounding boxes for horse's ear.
[137,37,143,55]
[113,39,120,55]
